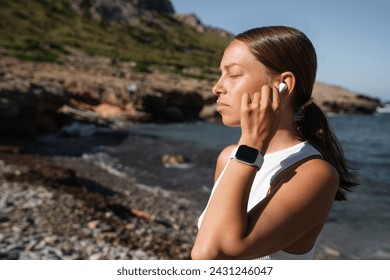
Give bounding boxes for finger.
[241,93,250,111]
[272,86,281,110]
[260,85,272,107]
[251,91,261,107]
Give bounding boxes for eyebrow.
[220,63,242,71]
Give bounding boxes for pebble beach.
[0,128,202,260]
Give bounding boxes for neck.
[265,115,301,154]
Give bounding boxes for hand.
[238,85,282,154]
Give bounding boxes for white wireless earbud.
[278,83,288,93]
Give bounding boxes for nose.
[212,78,226,96]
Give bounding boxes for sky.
[170,0,390,101]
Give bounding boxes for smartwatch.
[232,145,264,169]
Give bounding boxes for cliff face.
[0,0,382,138]
[0,54,212,137]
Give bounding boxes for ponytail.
[296,103,358,201]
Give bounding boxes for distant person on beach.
[191,26,357,259]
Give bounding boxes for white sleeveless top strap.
[198,141,322,259]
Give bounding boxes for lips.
[216,101,229,108]
[216,102,229,112]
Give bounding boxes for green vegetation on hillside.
[0,0,231,76]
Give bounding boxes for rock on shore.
[313,83,380,114]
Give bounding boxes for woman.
[191,26,357,260]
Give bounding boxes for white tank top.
[198,141,322,259]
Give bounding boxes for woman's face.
[213,39,269,126]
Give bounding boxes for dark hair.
[235,26,358,201]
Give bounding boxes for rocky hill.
[0,0,231,68]
[0,0,382,138]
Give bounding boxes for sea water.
[128,113,390,259]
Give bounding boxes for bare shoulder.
[296,158,339,188]
[214,145,237,182]
[279,157,340,205]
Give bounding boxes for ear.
[279,71,296,96]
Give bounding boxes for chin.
[221,116,240,127]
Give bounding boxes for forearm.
[192,159,258,259]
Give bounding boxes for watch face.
[236,145,258,164]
